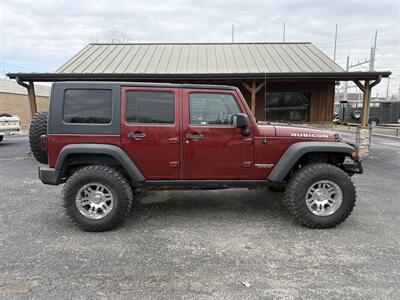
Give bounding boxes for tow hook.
[343,157,363,174]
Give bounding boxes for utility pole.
[344,55,350,100]
[398,76,400,98]
[333,24,338,61]
[386,77,390,99]
[282,21,286,42]
[369,30,377,71]
[231,24,235,43]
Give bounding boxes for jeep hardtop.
[29,81,362,231]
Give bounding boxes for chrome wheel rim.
[76,183,114,220]
[305,180,343,216]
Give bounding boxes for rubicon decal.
[291,133,329,138]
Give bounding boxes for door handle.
[128,132,146,140]
[185,133,204,140]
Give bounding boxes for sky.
[0,0,399,97]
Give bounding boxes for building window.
[265,92,310,123]
[189,93,240,125]
[126,91,174,124]
[64,89,112,124]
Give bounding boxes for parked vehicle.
[0,113,21,142]
[335,100,400,125]
[30,82,362,231]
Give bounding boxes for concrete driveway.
[0,135,399,299]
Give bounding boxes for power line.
[315,32,399,47]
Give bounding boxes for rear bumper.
[0,127,20,136]
[38,167,61,185]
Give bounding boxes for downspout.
[16,76,37,116]
[16,76,29,89]
[369,75,382,89]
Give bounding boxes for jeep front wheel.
[284,163,356,229]
[62,165,133,231]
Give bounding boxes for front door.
[120,87,180,180]
[182,89,249,179]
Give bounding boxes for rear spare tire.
[29,111,48,164]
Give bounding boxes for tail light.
[40,135,48,151]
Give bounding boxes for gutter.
[7,71,392,82]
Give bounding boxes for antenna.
[333,24,338,61]
[231,24,235,43]
[369,30,378,71]
[282,21,286,42]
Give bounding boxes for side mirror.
[234,113,249,128]
[233,113,250,136]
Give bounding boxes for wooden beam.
[27,81,37,116]
[254,82,265,94]
[353,80,366,93]
[242,81,265,117]
[242,82,252,93]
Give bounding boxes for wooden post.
[242,81,265,117]
[354,80,370,128]
[361,81,370,128]
[27,81,37,116]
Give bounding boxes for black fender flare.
[267,142,356,182]
[55,144,145,183]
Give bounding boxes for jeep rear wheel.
[62,165,133,231]
[283,163,356,229]
[29,111,48,164]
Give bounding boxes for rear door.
[120,86,180,180]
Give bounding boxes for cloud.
[1,0,399,96]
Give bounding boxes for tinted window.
[265,92,310,123]
[189,93,240,125]
[64,89,112,124]
[126,91,174,124]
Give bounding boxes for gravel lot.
[0,135,399,299]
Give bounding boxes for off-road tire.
[62,165,133,232]
[283,163,356,229]
[29,111,48,164]
[352,110,361,120]
[368,118,379,126]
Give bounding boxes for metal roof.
[55,42,345,74]
[7,42,391,82]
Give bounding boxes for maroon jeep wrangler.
[29,82,362,231]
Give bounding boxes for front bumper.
[343,157,363,175]
[38,167,61,185]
